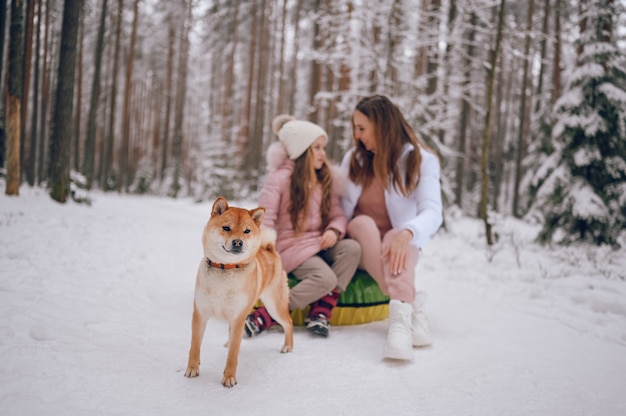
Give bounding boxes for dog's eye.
[222,226,231,232]
[244,229,250,234]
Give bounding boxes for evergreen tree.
[528,0,626,247]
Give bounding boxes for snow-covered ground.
[1,185,625,416]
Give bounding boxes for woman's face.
[353,110,376,153]
[310,135,327,170]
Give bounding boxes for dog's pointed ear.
[212,197,229,217]
[249,207,265,226]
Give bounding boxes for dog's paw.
[184,366,200,378]
[280,344,293,353]
[222,374,237,388]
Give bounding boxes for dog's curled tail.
[260,228,278,252]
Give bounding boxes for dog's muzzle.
[230,239,244,253]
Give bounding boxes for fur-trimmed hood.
[266,141,291,172]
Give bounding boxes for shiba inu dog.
[184,197,293,387]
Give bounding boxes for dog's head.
[202,197,265,265]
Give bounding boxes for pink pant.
[347,215,419,303]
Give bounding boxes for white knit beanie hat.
[271,114,328,160]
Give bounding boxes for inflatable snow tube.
[288,270,389,326]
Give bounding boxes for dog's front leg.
[185,306,208,378]
[222,315,246,387]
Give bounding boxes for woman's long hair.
[289,148,332,233]
[349,95,435,196]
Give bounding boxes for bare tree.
[250,0,270,183]
[49,0,84,202]
[5,0,25,196]
[479,0,506,245]
[170,0,191,197]
[101,0,123,190]
[37,0,51,185]
[551,0,562,103]
[72,4,83,172]
[26,0,42,186]
[534,0,550,114]
[0,0,7,169]
[221,0,239,142]
[118,0,139,192]
[512,0,535,218]
[83,0,108,189]
[454,12,476,208]
[159,15,174,183]
[21,0,35,183]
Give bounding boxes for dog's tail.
[260,228,278,252]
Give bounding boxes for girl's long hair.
[289,148,332,233]
[349,95,435,196]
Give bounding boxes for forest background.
[1,0,625,247]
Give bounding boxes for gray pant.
[288,239,361,310]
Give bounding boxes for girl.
[245,115,361,338]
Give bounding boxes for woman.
[340,95,443,360]
[245,115,361,338]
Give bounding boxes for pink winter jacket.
[258,153,347,273]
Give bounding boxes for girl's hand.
[320,229,339,249]
[383,229,413,276]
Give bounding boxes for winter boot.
[411,291,432,347]
[384,300,413,360]
[244,306,276,337]
[306,290,340,337]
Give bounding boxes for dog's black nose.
[231,239,244,252]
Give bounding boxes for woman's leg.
[346,215,388,293]
[381,229,420,303]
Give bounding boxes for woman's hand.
[383,229,413,276]
[320,229,339,249]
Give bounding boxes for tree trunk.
[73,5,83,172]
[454,12,476,207]
[247,0,268,188]
[0,1,7,170]
[83,0,108,189]
[48,0,83,203]
[437,0,456,145]
[238,0,257,167]
[492,46,506,212]
[512,0,534,218]
[160,16,174,183]
[276,0,287,115]
[26,0,42,186]
[37,0,51,185]
[426,0,440,96]
[170,0,191,198]
[287,0,302,115]
[534,0,550,114]
[308,0,321,123]
[101,0,122,190]
[221,0,239,142]
[415,0,427,80]
[551,0,562,103]
[21,0,35,184]
[6,0,25,196]
[478,0,506,246]
[118,0,139,193]
[384,0,401,94]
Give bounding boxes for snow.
[2,185,626,416]
[570,179,609,219]
[599,82,626,105]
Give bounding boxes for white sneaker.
[411,291,432,347]
[384,300,413,360]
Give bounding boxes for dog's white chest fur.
[194,262,255,321]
